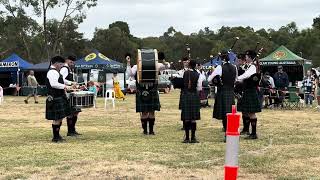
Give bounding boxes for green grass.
[0,91,319,179]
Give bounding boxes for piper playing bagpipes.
[236,50,262,139]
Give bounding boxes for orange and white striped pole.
[224,105,241,180]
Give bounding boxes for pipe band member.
[235,53,251,135]
[126,52,170,135]
[45,56,73,143]
[60,55,82,136]
[178,57,190,130]
[236,50,262,139]
[181,60,202,143]
[208,50,237,142]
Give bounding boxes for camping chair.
[283,86,301,110]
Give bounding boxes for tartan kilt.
[237,88,261,113]
[213,87,235,120]
[136,88,160,112]
[46,96,71,120]
[180,91,201,121]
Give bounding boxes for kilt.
[136,88,160,112]
[213,86,235,120]
[46,96,71,120]
[237,87,261,113]
[180,91,201,121]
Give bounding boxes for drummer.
[46,56,73,142]
[60,55,82,136]
[126,51,170,135]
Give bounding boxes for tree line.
[0,1,319,66]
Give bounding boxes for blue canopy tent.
[0,53,33,72]
[202,52,237,68]
[27,61,50,72]
[0,54,33,86]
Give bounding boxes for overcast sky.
[53,0,319,39]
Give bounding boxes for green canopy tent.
[259,45,312,84]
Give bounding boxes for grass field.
[0,90,320,180]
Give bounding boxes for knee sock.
[149,118,155,133]
[67,117,73,133]
[222,117,227,132]
[141,119,148,133]
[52,124,60,139]
[184,122,190,140]
[191,122,197,140]
[250,118,257,135]
[72,116,78,132]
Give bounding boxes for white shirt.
[60,64,73,85]
[267,76,275,88]
[178,68,188,77]
[126,63,170,80]
[237,64,256,82]
[207,64,238,83]
[208,65,222,82]
[47,66,66,90]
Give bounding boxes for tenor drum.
[69,91,94,108]
[137,49,158,84]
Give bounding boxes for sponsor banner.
[0,61,18,67]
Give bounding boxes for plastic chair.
[283,86,301,110]
[104,89,115,109]
[0,86,3,105]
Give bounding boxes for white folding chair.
[104,89,115,109]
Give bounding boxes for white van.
[160,69,180,80]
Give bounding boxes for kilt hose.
[46,96,71,120]
[237,87,261,113]
[179,91,182,110]
[213,86,235,120]
[180,91,201,121]
[136,87,160,113]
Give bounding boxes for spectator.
[24,70,39,104]
[260,72,275,108]
[303,70,316,107]
[273,66,289,107]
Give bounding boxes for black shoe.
[35,101,39,104]
[52,136,65,143]
[24,100,28,104]
[149,131,155,135]
[143,131,148,135]
[182,139,190,143]
[240,130,249,135]
[58,136,66,141]
[52,138,59,143]
[190,138,199,143]
[245,134,258,139]
[181,127,185,130]
[73,131,82,135]
[67,132,77,136]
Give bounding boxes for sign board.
[260,61,298,66]
[75,64,123,69]
[0,61,18,67]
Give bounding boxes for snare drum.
[69,91,94,108]
[137,49,159,84]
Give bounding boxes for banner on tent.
[75,64,123,69]
[0,61,18,67]
[260,61,298,66]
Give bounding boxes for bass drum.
[137,49,158,84]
